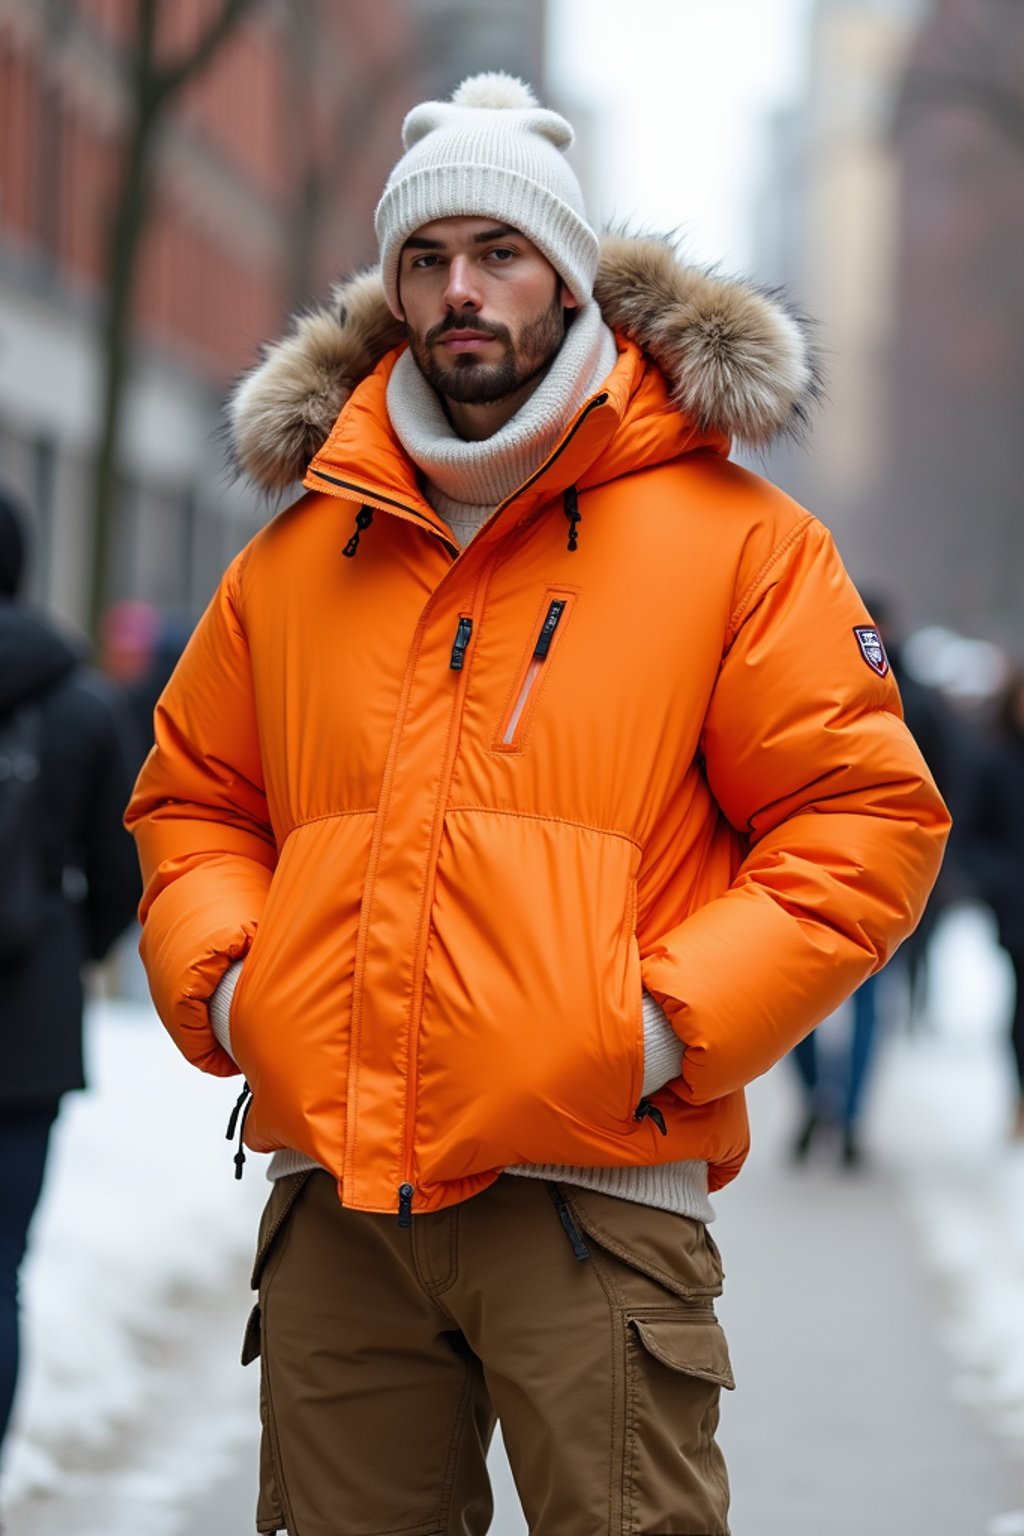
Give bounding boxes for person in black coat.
[964,666,1024,1140]
[0,488,141,1460]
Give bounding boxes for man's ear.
[559,282,579,312]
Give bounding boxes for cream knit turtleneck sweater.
[210,304,713,1223]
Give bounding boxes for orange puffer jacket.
[126,237,949,1216]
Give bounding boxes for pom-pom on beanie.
[375,71,599,318]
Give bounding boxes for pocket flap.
[631,1315,735,1390]
[250,1169,314,1289]
[241,1302,261,1366]
[563,1186,723,1300]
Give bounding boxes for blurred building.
[756,0,1023,647]
[754,0,925,587]
[877,0,1024,644]
[0,0,545,634]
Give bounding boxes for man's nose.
[443,255,481,311]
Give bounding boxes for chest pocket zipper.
[497,595,573,750]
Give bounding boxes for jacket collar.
[229,232,823,498]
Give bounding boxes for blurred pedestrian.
[0,488,141,1468]
[963,665,1024,1139]
[790,977,882,1168]
[126,73,948,1533]
[99,600,192,764]
[868,594,967,1021]
[787,591,966,1167]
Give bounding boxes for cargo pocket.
[244,1171,315,1536]
[629,1312,735,1390]
[622,1309,734,1535]
[256,1366,286,1534]
[240,1169,315,1366]
[560,1183,724,1301]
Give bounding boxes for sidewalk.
[715,1066,1024,1536]
[174,1058,1024,1536]
[5,908,1023,1533]
[174,1067,1024,1536]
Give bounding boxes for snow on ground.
[0,997,268,1516]
[1,903,1022,1522]
[870,903,1024,1458]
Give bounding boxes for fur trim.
[229,234,823,492]
[228,270,404,493]
[593,233,822,448]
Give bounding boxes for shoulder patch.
[853,625,889,677]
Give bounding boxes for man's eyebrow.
[471,225,518,244]
[402,225,520,255]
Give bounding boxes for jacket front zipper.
[500,599,569,746]
[328,396,609,1218]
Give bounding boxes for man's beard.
[409,290,567,405]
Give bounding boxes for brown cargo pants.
[244,1170,734,1535]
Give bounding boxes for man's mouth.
[436,328,496,353]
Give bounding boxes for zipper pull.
[634,1098,668,1136]
[563,486,582,551]
[544,1182,591,1261]
[449,616,473,671]
[343,505,374,558]
[534,600,566,659]
[397,1183,414,1227]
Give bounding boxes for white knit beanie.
[375,71,600,318]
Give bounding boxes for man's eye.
[411,254,439,269]
[487,247,515,261]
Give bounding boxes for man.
[0,488,140,1470]
[126,74,948,1535]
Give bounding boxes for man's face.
[398,217,577,406]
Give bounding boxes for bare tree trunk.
[88,0,263,638]
[89,0,160,639]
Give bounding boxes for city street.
[2,1,1022,1532]
[174,1063,1024,1536]
[172,1066,1024,1536]
[4,909,1024,1534]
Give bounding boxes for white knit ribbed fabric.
[387,301,617,531]
[375,73,599,316]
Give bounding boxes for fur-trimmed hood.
[229,233,822,493]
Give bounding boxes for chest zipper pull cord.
[226,1081,254,1179]
[545,1182,591,1261]
[343,505,375,558]
[634,1098,668,1136]
[563,485,581,552]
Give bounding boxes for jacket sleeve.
[640,515,950,1106]
[124,557,276,1076]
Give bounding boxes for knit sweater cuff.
[209,959,245,1061]
[641,990,684,1097]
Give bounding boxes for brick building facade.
[0,0,545,629]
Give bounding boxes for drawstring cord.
[563,486,581,551]
[226,1081,254,1179]
[343,505,375,558]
